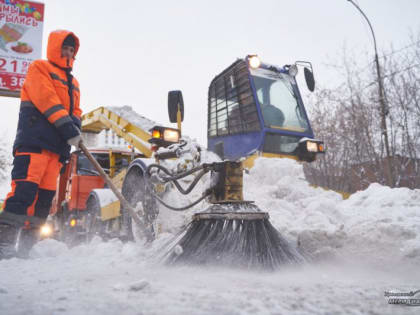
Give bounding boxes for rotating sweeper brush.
[148,160,305,270]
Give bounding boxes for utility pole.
[347,0,393,187]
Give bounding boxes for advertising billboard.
[0,0,44,97]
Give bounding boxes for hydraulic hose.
[146,163,206,182]
[144,163,216,211]
[146,163,210,195]
[151,190,212,212]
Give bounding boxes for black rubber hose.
[174,169,208,195]
[152,190,211,211]
[144,162,216,211]
[146,164,210,195]
[146,163,205,182]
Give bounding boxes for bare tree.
[304,33,420,193]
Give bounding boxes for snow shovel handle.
[79,141,150,240]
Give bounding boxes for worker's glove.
[67,135,81,149]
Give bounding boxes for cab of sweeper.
[207,55,324,164]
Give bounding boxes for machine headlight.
[297,138,325,162]
[305,140,325,153]
[248,55,261,69]
[69,218,77,227]
[40,224,53,237]
[152,129,161,139]
[163,129,180,143]
[149,126,181,148]
[306,141,319,152]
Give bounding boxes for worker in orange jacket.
[0,30,82,259]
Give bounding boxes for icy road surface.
[1,239,420,315]
[1,158,419,314]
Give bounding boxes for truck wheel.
[121,166,157,242]
[58,202,79,246]
[86,195,107,242]
[56,202,68,242]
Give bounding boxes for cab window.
[77,153,109,175]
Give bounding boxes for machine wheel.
[57,203,85,247]
[55,202,69,242]
[121,166,157,242]
[86,195,107,242]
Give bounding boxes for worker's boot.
[16,227,40,259]
[0,222,19,260]
[0,211,42,259]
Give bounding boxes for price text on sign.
[0,57,28,88]
[0,0,44,94]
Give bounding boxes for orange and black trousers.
[2,147,62,224]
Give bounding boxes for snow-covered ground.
[1,157,420,314]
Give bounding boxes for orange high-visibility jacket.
[14,30,82,162]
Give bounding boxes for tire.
[55,202,68,242]
[86,194,107,242]
[57,202,77,245]
[121,166,157,242]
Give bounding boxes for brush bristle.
[163,218,305,270]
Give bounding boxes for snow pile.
[339,184,420,262]
[30,238,69,258]
[245,158,420,266]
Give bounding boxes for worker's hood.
[47,30,80,69]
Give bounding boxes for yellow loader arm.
[81,106,154,158]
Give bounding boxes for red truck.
[47,148,139,245]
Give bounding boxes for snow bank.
[245,158,420,266]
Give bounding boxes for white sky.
[1,0,419,145]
